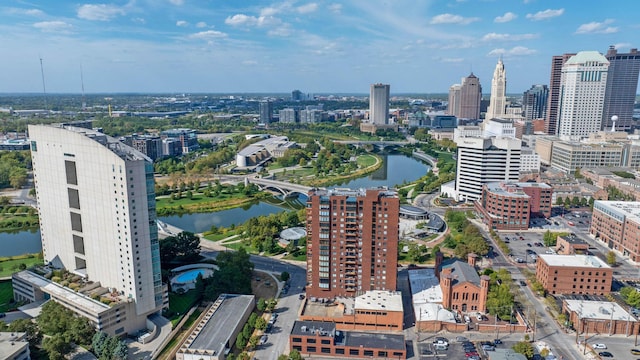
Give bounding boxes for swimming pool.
[173,268,213,284]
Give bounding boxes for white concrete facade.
[486,58,507,120]
[29,124,163,321]
[557,51,609,141]
[454,130,521,201]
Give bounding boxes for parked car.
[598,351,613,357]
[631,349,640,355]
[455,336,469,342]
[519,280,527,286]
[259,334,268,345]
[299,294,305,300]
[493,339,503,345]
[482,344,495,351]
[592,343,607,349]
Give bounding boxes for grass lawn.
[283,251,307,262]
[0,280,14,312]
[156,192,245,208]
[356,154,378,168]
[203,230,240,242]
[168,290,200,316]
[0,255,43,278]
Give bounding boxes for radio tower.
[39,57,48,112]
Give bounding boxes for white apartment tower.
[557,51,609,141]
[486,58,507,120]
[453,127,521,201]
[369,83,390,125]
[29,124,164,319]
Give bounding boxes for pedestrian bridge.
[247,177,316,197]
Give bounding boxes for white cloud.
[242,60,258,66]
[33,21,73,33]
[297,3,318,14]
[132,17,145,24]
[526,8,564,21]
[575,19,618,34]
[225,14,279,28]
[440,57,464,63]
[430,13,480,25]
[612,43,631,50]
[268,25,292,37]
[488,46,536,56]
[328,3,342,14]
[176,20,188,27]
[188,30,227,40]
[196,22,208,28]
[482,32,537,41]
[77,4,126,21]
[169,0,184,5]
[494,12,517,23]
[6,8,45,16]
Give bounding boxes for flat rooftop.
[354,291,403,312]
[565,300,636,321]
[408,268,443,303]
[0,332,28,360]
[291,320,336,337]
[594,200,640,224]
[415,302,455,322]
[344,331,405,350]
[539,254,610,269]
[14,270,110,314]
[186,294,255,354]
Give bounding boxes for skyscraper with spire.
[486,58,507,120]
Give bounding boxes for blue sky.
[1,0,637,94]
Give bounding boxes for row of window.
[291,345,402,358]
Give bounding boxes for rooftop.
[564,300,636,321]
[415,302,456,322]
[488,348,528,360]
[183,294,255,355]
[0,332,29,360]
[14,270,111,314]
[344,331,405,350]
[408,268,443,303]
[594,201,640,224]
[539,254,610,269]
[565,51,609,65]
[354,291,403,312]
[441,259,481,286]
[291,320,336,337]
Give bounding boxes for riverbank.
[302,154,383,187]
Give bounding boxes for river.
[1,153,430,255]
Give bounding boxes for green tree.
[248,312,258,328]
[556,197,563,206]
[8,318,41,344]
[203,247,254,301]
[543,231,557,247]
[43,333,72,360]
[606,251,617,266]
[512,341,534,359]
[159,231,201,266]
[236,332,247,350]
[255,316,267,331]
[248,335,260,350]
[289,349,303,360]
[257,298,267,312]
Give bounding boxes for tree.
[606,251,617,266]
[68,315,95,346]
[289,349,303,360]
[8,318,41,344]
[248,335,260,350]
[512,341,534,359]
[280,271,290,282]
[248,312,258,328]
[38,301,72,335]
[255,316,267,331]
[204,247,254,300]
[159,231,201,266]
[43,333,72,360]
[236,332,247,350]
[543,231,557,247]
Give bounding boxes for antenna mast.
[39,57,48,112]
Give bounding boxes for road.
[201,250,307,360]
[475,221,586,360]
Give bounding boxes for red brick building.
[475,181,553,230]
[290,320,406,359]
[306,188,399,299]
[590,200,640,263]
[535,254,613,295]
[436,253,490,313]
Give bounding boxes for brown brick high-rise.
[306,188,399,299]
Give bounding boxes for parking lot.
[418,335,529,360]
[581,334,640,359]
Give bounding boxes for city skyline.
[1,0,639,94]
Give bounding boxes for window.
[73,235,85,254]
[335,348,345,355]
[292,338,302,343]
[65,160,78,185]
[68,188,80,209]
[349,349,360,356]
[321,339,331,345]
[70,212,83,232]
[364,350,374,356]
[306,346,316,353]
[307,339,316,344]
[321,347,331,354]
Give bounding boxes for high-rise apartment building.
[453,127,521,201]
[369,83,390,125]
[602,46,640,131]
[279,108,298,123]
[25,123,164,334]
[545,53,575,135]
[523,84,549,121]
[557,51,609,141]
[486,58,507,120]
[305,188,399,299]
[447,84,461,116]
[259,100,273,124]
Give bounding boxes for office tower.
[259,100,273,124]
[453,127,521,201]
[523,85,549,121]
[291,89,304,101]
[545,53,576,135]
[447,84,461,116]
[161,128,199,154]
[602,46,640,131]
[305,188,399,299]
[486,58,507,120]
[557,51,609,141]
[458,73,482,120]
[369,83,390,125]
[27,123,163,333]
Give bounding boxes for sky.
[1,0,638,94]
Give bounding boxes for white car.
[592,343,607,349]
